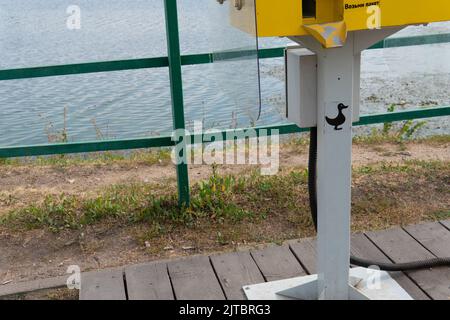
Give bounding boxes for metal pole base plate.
[243,267,413,300]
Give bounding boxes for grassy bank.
[0,133,448,283]
[1,159,448,243]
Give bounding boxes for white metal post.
[300,34,356,299]
[293,30,399,299]
[291,29,404,300]
[315,42,354,300]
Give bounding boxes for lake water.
[0,0,449,146]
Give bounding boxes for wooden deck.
[79,220,450,300]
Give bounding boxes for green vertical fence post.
[164,0,190,206]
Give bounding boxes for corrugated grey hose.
[308,127,450,271]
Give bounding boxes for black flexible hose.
[308,127,318,229]
[307,127,450,271]
[350,255,450,271]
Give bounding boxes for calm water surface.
[0,0,449,146]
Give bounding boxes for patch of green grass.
[433,210,450,220]
[0,158,20,166]
[1,159,448,237]
[354,160,448,176]
[0,169,261,232]
[136,222,170,244]
[286,133,310,152]
[1,195,80,232]
[404,159,449,170]
[416,135,450,145]
[189,166,253,223]
[216,231,228,245]
[353,128,405,145]
[0,166,307,233]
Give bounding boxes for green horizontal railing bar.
[181,53,213,66]
[1,33,449,81]
[0,136,174,159]
[258,47,286,59]
[0,106,448,159]
[0,54,212,81]
[354,106,450,126]
[369,33,450,49]
[0,57,168,81]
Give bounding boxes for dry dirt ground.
[0,140,449,285]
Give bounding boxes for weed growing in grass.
[382,104,396,135]
[384,104,428,140]
[355,104,428,145]
[39,107,70,144]
[190,165,252,223]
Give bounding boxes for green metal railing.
[2,33,450,81]
[0,0,449,206]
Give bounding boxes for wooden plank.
[404,222,450,257]
[351,233,429,300]
[288,238,317,274]
[366,227,450,300]
[440,219,450,231]
[168,256,225,300]
[366,228,435,262]
[250,245,306,282]
[0,275,67,298]
[210,251,265,300]
[125,262,173,300]
[79,269,126,300]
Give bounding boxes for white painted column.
[293,33,356,299]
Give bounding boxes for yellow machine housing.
[231,0,450,37]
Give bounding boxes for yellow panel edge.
[229,0,450,38]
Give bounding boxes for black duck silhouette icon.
[325,103,349,130]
